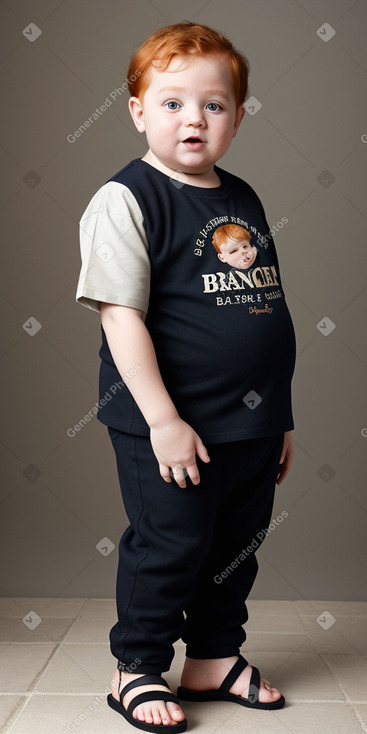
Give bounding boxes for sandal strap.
[119,674,169,701]
[248,665,260,704]
[218,655,248,693]
[126,690,180,717]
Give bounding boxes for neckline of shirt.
[135,158,230,197]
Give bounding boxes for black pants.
[108,427,284,674]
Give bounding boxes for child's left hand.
[276,431,294,485]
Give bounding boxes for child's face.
[217,237,257,269]
[129,53,245,177]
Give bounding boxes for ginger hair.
[127,21,250,107]
[212,224,251,253]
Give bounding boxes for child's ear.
[232,105,246,138]
[217,252,225,263]
[128,97,146,133]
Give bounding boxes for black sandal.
[107,663,188,732]
[177,654,285,710]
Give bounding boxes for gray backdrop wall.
[1,0,366,601]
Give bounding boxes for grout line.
[0,641,110,645]
[0,697,30,734]
[319,651,352,703]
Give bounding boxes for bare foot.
[111,668,186,726]
[181,656,282,704]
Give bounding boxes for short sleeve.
[76,181,150,313]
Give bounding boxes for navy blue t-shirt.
[91,159,296,442]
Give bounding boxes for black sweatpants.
[108,427,284,675]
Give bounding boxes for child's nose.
[183,106,205,127]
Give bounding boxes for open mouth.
[183,137,206,149]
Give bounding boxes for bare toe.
[166,701,186,722]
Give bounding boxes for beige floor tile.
[63,599,117,642]
[298,615,364,655]
[8,694,127,734]
[0,643,56,692]
[0,617,75,643]
[331,617,367,656]
[243,631,317,654]
[276,702,365,733]
[64,614,115,643]
[35,644,114,693]
[76,599,116,617]
[0,597,87,618]
[353,704,367,732]
[0,695,24,728]
[324,655,367,702]
[170,700,291,734]
[247,600,297,615]
[245,611,305,634]
[262,652,345,701]
[293,600,367,617]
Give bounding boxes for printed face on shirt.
[129,53,245,178]
[217,237,258,269]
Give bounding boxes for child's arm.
[100,302,210,488]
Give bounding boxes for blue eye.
[206,102,222,112]
[165,101,180,110]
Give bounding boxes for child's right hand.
[150,416,210,488]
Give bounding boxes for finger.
[186,463,201,485]
[160,464,172,483]
[195,436,210,464]
[279,435,287,465]
[276,458,290,485]
[170,465,188,488]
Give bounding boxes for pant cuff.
[185,645,241,660]
[113,658,166,675]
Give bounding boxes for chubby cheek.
[144,111,171,140]
[215,118,236,145]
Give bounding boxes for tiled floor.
[0,598,366,733]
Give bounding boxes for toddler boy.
[76,20,296,733]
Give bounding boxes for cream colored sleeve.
[76,181,150,313]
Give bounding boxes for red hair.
[212,224,251,253]
[127,21,250,107]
